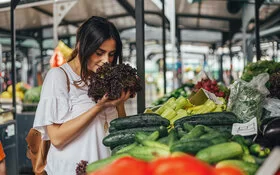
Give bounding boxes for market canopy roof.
[0,0,279,46]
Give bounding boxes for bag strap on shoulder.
[59,67,70,93]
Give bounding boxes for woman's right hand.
[95,90,131,109]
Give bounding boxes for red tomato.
[215,167,245,175]
[275,170,280,175]
[90,156,149,175]
[149,154,215,175]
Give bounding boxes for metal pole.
[135,0,145,113]
[162,0,167,94]
[229,39,233,83]
[219,54,224,83]
[11,0,20,117]
[255,0,261,61]
[39,29,44,73]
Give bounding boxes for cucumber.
[180,125,205,140]
[196,142,244,164]
[109,125,117,133]
[174,112,241,127]
[210,136,228,145]
[128,146,170,161]
[183,123,194,132]
[103,126,168,148]
[86,153,130,173]
[167,129,179,146]
[175,126,188,138]
[116,142,138,154]
[104,132,136,148]
[110,113,170,130]
[111,144,130,155]
[216,160,259,175]
[170,139,212,154]
[157,136,169,145]
[231,135,250,155]
[141,140,170,151]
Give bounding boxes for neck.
[68,57,81,76]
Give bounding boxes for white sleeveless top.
[33,63,118,175]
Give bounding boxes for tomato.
[215,167,245,175]
[90,156,149,175]
[149,154,215,175]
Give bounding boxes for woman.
[33,16,132,175]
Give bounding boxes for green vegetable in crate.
[110,113,170,130]
[196,142,243,164]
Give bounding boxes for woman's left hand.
[96,90,131,109]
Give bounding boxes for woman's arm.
[46,91,131,149]
[46,105,103,149]
[116,102,126,117]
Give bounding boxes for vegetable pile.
[241,60,280,82]
[88,63,142,102]
[193,78,229,98]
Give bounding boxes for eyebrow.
[97,48,116,52]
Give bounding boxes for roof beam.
[117,0,135,19]
[180,27,227,33]
[32,6,79,28]
[177,13,240,22]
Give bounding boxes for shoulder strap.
[59,67,70,92]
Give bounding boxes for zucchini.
[170,139,212,154]
[216,160,259,175]
[196,142,244,164]
[110,113,170,130]
[86,153,130,173]
[174,112,241,127]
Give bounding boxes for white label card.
[202,89,223,105]
[232,117,258,136]
[6,124,15,137]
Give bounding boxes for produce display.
[88,63,142,102]
[83,114,271,175]
[0,82,31,101]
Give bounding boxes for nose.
[100,54,110,63]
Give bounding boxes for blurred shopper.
[0,141,6,175]
[33,16,132,175]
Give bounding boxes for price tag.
[202,89,223,105]
[231,117,258,136]
[6,124,15,137]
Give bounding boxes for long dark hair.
[69,16,123,86]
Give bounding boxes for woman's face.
[88,38,116,72]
